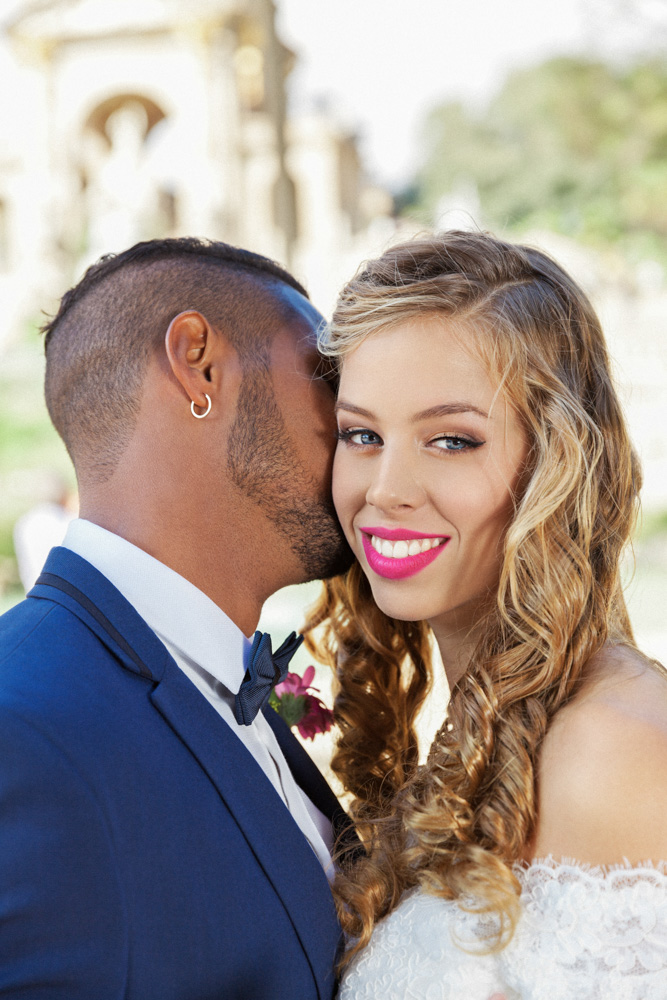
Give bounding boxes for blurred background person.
[13,472,77,591]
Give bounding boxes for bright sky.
[275,0,634,189]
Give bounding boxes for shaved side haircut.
[43,238,309,482]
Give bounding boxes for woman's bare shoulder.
[530,644,667,866]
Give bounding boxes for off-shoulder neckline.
[514,855,667,881]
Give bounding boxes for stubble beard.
[227,370,354,582]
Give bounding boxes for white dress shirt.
[62,518,333,876]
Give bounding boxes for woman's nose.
[365,447,425,512]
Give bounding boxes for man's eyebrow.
[334,401,488,420]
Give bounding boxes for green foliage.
[416,56,667,262]
[268,690,307,728]
[638,507,667,540]
[0,323,72,572]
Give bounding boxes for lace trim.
[339,858,667,1000]
[515,855,667,888]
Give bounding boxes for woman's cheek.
[333,451,368,552]
[332,448,354,522]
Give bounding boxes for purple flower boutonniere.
[269,665,335,741]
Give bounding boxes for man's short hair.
[43,237,309,481]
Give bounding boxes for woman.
[304,231,667,998]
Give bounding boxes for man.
[0,238,353,998]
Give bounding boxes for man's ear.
[164,310,218,412]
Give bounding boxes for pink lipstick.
[360,526,450,580]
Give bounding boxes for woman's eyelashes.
[431,435,485,452]
[336,427,485,452]
[337,427,382,447]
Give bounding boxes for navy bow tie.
[234,630,304,726]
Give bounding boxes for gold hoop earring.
[190,394,212,419]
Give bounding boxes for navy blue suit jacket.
[0,546,345,999]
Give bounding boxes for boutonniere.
[269,665,335,740]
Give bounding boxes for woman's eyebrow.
[334,401,375,418]
[334,401,489,420]
[413,403,489,421]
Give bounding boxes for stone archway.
[80,92,172,256]
[84,93,167,148]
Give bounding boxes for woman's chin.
[366,574,493,629]
[366,582,438,624]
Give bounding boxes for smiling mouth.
[367,534,448,559]
[360,529,450,580]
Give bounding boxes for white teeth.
[370,535,446,559]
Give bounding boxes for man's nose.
[365,446,426,513]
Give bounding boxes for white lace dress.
[338,859,667,1000]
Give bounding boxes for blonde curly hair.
[303,230,641,957]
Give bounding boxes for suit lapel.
[264,707,362,864]
[29,547,341,999]
[150,664,339,996]
[29,547,170,681]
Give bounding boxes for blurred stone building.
[0,0,392,342]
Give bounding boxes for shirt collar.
[62,518,250,693]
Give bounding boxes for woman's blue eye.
[433,436,482,452]
[336,429,483,451]
[337,428,382,446]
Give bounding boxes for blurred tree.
[415,57,667,262]
[582,0,667,62]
